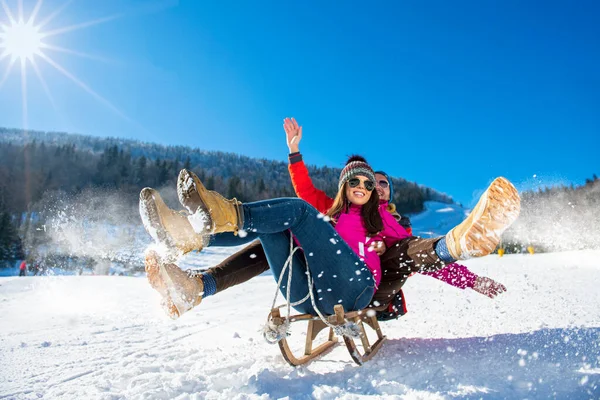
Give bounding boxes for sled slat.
[305,319,330,355]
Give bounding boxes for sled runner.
[269,304,387,366]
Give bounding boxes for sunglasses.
[377,180,390,189]
[348,178,375,191]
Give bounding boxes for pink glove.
[472,276,507,298]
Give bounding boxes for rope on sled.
[263,233,361,344]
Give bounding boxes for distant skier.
[31,262,42,276]
[19,260,27,277]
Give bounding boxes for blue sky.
[0,0,598,206]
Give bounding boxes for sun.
[0,0,138,130]
[1,20,44,62]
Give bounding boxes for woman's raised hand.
[283,117,302,153]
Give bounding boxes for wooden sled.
[269,304,387,366]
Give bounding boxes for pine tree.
[205,175,215,190]
[227,176,243,200]
[258,178,266,193]
[0,202,24,266]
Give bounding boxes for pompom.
[345,154,368,165]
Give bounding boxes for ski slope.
[409,201,468,238]
[1,250,599,399]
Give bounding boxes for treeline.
[502,175,600,253]
[0,127,454,214]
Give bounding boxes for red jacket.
[288,158,333,214]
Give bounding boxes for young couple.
[139,118,519,321]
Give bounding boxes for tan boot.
[445,177,521,260]
[177,169,243,235]
[139,187,207,258]
[145,249,204,319]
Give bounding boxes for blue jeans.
[241,198,375,315]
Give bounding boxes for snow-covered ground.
[2,249,599,399]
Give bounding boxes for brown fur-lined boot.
[139,187,207,259]
[177,169,243,235]
[445,177,520,260]
[145,249,204,319]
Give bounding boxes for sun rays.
[0,0,132,130]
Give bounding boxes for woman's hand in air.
[368,240,387,256]
[472,276,507,298]
[283,117,302,153]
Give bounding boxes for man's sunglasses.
[378,180,389,189]
[348,178,375,191]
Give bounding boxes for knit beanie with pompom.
[338,155,376,190]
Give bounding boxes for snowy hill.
[409,201,469,238]
[1,250,599,399]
